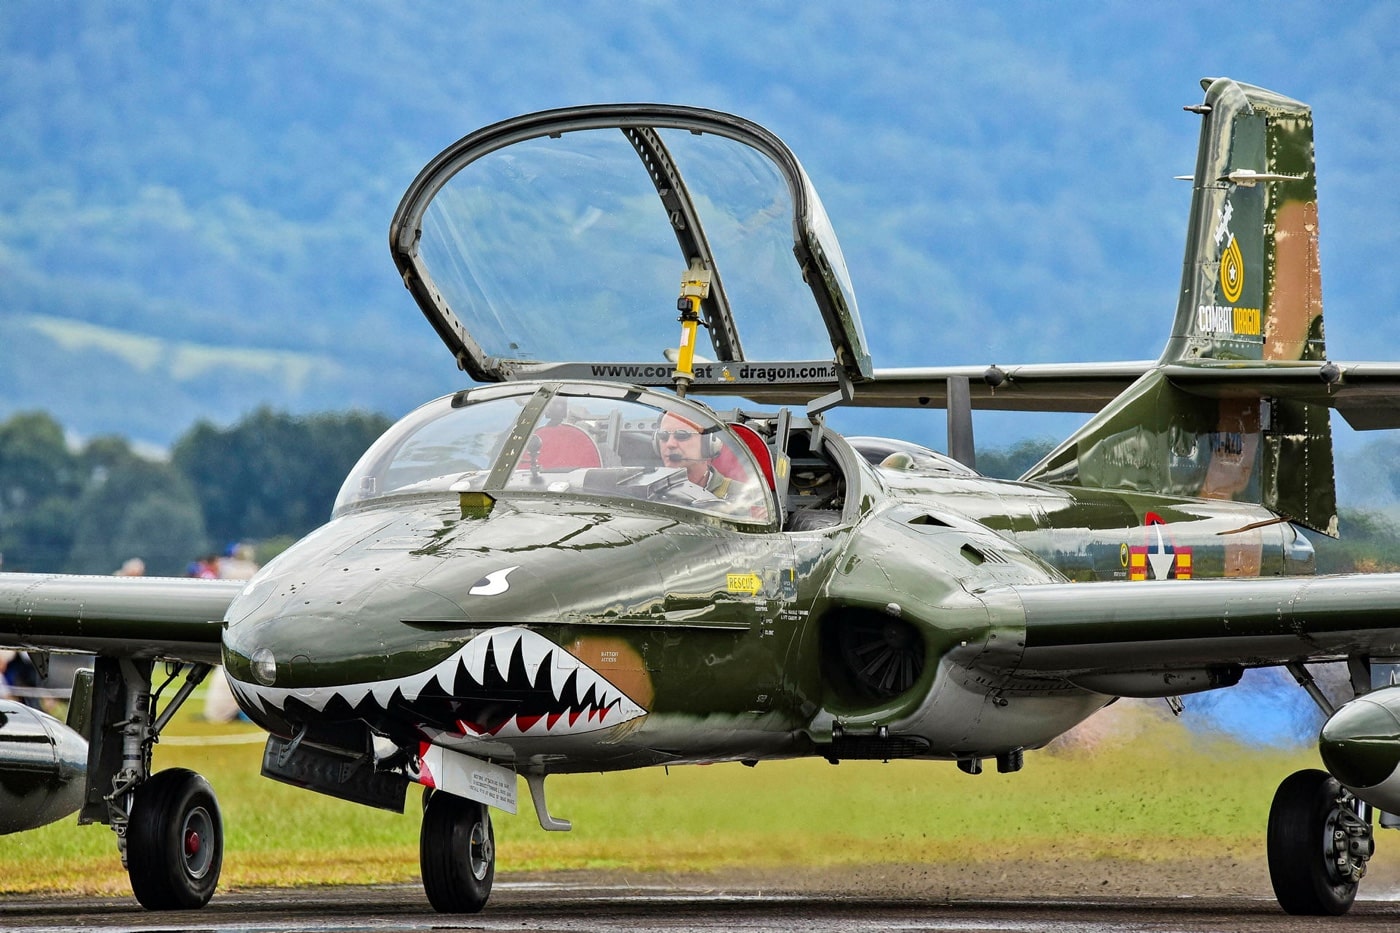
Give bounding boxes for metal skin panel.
[1163,78,1324,366]
[1321,688,1400,811]
[873,463,1312,583]
[1008,574,1400,675]
[1023,367,1337,537]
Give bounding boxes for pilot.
[654,412,731,498]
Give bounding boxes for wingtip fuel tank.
[0,698,88,834]
[1319,688,1400,812]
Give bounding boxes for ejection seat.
[524,425,603,470]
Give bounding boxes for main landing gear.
[1267,769,1373,915]
[1266,662,1376,916]
[126,768,223,909]
[83,657,225,909]
[420,788,495,912]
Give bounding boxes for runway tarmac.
[7,876,1400,933]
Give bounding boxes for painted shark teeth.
[229,626,646,738]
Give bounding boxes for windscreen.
[334,385,773,526]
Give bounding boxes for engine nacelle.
[0,698,88,834]
[1319,686,1400,812]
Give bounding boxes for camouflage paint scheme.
[5,78,1400,917]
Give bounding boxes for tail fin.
[1024,78,1337,536]
[1163,78,1325,364]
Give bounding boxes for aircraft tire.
[1266,768,1361,915]
[420,791,494,912]
[126,768,223,910]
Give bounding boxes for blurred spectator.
[114,557,146,576]
[202,666,244,723]
[203,543,260,723]
[0,650,45,709]
[188,555,220,579]
[217,542,259,580]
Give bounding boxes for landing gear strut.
[83,657,223,909]
[1267,768,1373,915]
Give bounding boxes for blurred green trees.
[173,407,389,545]
[974,437,1056,480]
[0,409,388,575]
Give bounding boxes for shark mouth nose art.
[232,626,647,739]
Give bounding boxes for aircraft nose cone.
[222,575,471,691]
[1319,693,1400,808]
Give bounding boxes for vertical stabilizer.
[1163,78,1325,364]
[1024,79,1336,536]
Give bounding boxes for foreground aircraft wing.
[983,573,1400,688]
[0,573,244,664]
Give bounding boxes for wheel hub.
[468,819,494,881]
[181,805,216,880]
[1325,796,1374,885]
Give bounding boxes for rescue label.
[727,573,763,596]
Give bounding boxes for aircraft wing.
[986,574,1400,685]
[0,573,245,665]
[853,360,1400,428]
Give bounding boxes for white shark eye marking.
[469,565,520,596]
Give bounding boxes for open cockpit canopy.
[390,105,872,405]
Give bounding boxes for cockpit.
[333,383,778,526]
[364,106,882,533]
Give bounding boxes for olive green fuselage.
[222,440,1307,775]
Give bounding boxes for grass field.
[0,700,1320,895]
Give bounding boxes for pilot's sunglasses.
[654,430,697,442]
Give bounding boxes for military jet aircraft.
[5,77,1400,917]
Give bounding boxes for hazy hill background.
[1,3,1397,470]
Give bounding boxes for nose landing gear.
[420,789,495,912]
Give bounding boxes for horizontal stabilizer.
[715,361,1153,411]
[1164,361,1400,431]
[715,360,1400,432]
